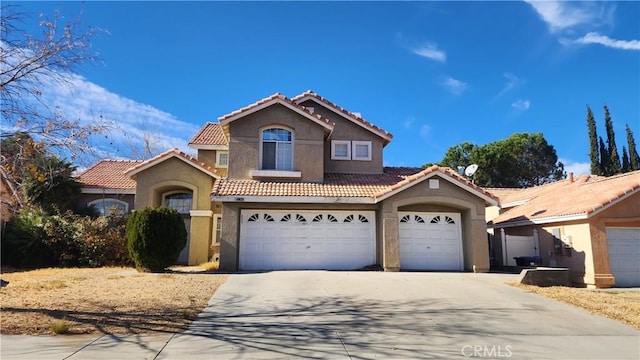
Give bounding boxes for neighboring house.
[487,171,640,288]
[77,160,141,216]
[77,91,499,272]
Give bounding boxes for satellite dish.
[464,164,479,177]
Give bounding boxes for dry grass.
[514,284,640,330]
[0,267,226,335]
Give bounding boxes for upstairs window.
[331,140,351,160]
[261,128,293,171]
[352,141,372,161]
[216,151,228,168]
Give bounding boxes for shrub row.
[2,209,133,269]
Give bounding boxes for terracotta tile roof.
[77,160,142,190]
[212,165,498,204]
[291,90,393,143]
[491,171,640,225]
[125,148,223,179]
[217,93,333,129]
[189,122,227,146]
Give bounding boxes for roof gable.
[292,90,393,145]
[188,122,228,150]
[218,93,334,133]
[125,148,222,179]
[373,165,498,205]
[491,170,640,226]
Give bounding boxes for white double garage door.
[239,210,463,271]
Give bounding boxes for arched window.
[88,199,129,216]
[261,127,293,171]
[163,191,193,214]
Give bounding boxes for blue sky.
[5,1,640,175]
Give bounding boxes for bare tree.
[1,5,109,212]
[1,5,109,157]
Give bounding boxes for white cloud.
[412,43,447,62]
[511,99,531,110]
[524,1,612,33]
[420,124,431,138]
[404,117,415,129]
[441,76,468,95]
[495,73,525,99]
[560,159,591,176]
[574,32,640,51]
[42,73,200,160]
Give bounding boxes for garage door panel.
[240,210,375,270]
[606,227,640,287]
[399,212,463,271]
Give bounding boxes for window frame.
[352,141,372,161]
[88,198,129,216]
[331,140,352,160]
[259,126,294,171]
[216,151,228,168]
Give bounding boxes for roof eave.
[211,195,374,204]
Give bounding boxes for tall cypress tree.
[621,147,630,173]
[626,124,640,171]
[604,105,621,175]
[599,137,609,176]
[586,106,601,175]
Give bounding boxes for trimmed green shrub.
[126,207,187,272]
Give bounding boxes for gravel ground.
[0,267,227,335]
[514,283,640,330]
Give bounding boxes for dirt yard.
[515,284,640,330]
[0,267,227,335]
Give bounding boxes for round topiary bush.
[126,207,187,272]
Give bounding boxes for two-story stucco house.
[77,91,498,272]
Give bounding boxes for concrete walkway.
[2,271,639,359]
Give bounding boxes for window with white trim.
[331,140,351,160]
[352,141,372,161]
[88,199,128,216]
[163,191,193,214]
[261,128,293,171]
[216,151,228,168]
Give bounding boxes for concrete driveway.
[2,271,639,359]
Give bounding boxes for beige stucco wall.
[219,202,379,271]
[226,104,326,182]
[197,149,228,178]
[297,99,384,174]
[132,157,215,265]
[379,175,489,273]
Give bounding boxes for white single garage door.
[239,210,375,271]
[399,212,463,270]
[606,227,640,287]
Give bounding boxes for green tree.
[1,133,80,214]
[626,124,639,171]
[599,137,609,175]
[435,133,564,188]
[433,142,477,171]
[586,106,601,175]
[621,147,630,173]
[603,105,621,175]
